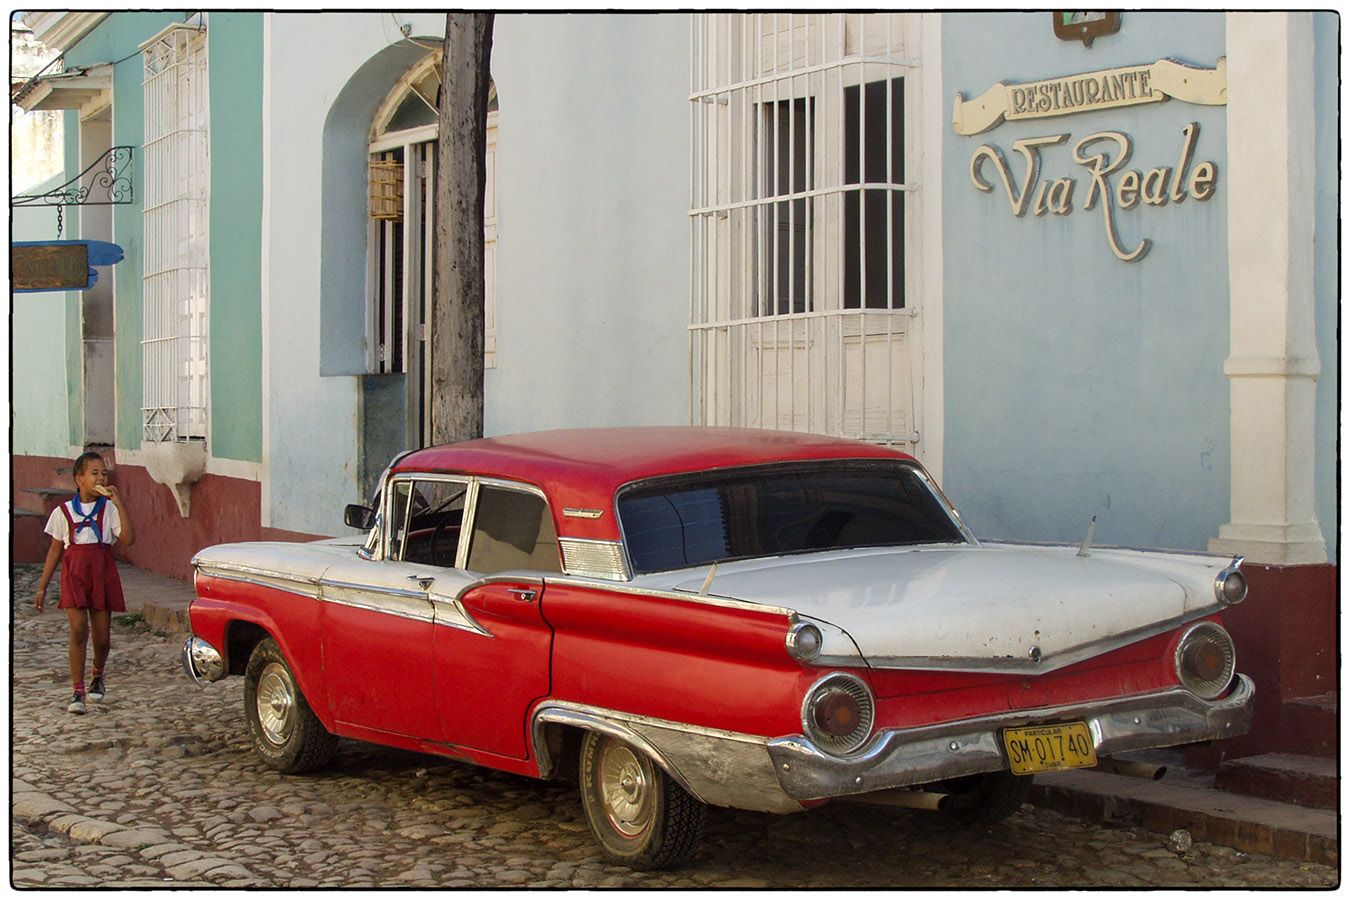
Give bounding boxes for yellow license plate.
[1002,722,1098,775]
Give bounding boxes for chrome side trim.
[320,581,435,624]
[768,675,1255,801]
[531,702,802,814]
[558,538,630,582]
[434,574,545,637]
[428,594,492,636]
[182,636,226,685]
[542,575,793,617]
[194,565,321,600]
[321,578,427,600]
[861,607,1225,674]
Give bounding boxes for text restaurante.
[1010,68,1155,116]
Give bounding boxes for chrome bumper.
[182,636,226,686]
[767,675,1255,801]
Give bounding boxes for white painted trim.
[24,12,108,52]
[106,447,261,482]
[259,13,274,528]
[1208,12,1326,566]
[916,12,944,482]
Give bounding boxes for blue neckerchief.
[71,495,106,543]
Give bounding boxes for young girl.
[33,451,136,715]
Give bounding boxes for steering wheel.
[428,519,458,568]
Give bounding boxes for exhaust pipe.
[846,788,951,811]
[1093,757,1167,780]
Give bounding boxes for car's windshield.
[618,462,966,574]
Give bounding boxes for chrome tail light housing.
[1213,555,1248,605]
[802,672,875,755]
[1174,622,1237,700]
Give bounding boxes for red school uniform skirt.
[58,543,127,612]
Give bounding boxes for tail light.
[802,673,874,755]
[1175,621,1236,700]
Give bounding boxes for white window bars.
[689,13,922,445]
[141,24,209,443]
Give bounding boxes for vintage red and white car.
[183,427,1253,868]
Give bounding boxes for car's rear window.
[618,462,964,574]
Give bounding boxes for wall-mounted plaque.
[11,240,124,293]
[1053,12,1121,48]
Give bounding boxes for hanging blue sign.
[11,240,124,293]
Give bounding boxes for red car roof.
[393,426,917,540]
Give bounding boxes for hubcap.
[256,662,295,746]
[597,741,654,839]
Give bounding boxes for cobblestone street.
[9,564,1337,888]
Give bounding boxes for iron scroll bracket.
[11,146,135,209]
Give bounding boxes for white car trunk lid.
[668,545,1204,671]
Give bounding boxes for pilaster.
[1209,12,1326,566]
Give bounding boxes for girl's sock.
[73,681,86,696]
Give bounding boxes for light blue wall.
[941,12,1230,551]
[12,174,76,457]
[263,11,449,535]
[1312,14,1338,563]
[207,13,265,463]
[486,14,690,434]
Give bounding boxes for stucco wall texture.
[940,12,1233,553]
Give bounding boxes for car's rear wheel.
[244,638,337,774]
[578,731,706,870]
[940,770,1033,825]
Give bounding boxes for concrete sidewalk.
[111,561,1337,868]
[116,562,194,636]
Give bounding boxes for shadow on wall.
[319,38,439,491]
[319,38,434,377]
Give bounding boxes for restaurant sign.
[952,57,1226,136]
[954,58,1227,263]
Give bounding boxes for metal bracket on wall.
[11,145,135,209]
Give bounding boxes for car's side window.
[388,478,468,568]
[465,485,562,575]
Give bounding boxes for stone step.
[1279,693,1337,758]
[1031,767,1337,866]
[1215,753,1338,810]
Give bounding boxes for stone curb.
[140,601,193,637]
[12,783,263,886]
[1029,771,1338,867]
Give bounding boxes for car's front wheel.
[243,637,337,774]
[578,731,706,870]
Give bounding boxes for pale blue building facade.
[12,11,1336,576]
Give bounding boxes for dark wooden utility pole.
[431,12,494,445]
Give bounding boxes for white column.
[1209,12,1326,565]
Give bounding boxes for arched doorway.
[367,51,499,448]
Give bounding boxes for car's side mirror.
[344,504,375,530]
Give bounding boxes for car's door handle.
[408,574,436,590]
[507,588,537,603]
